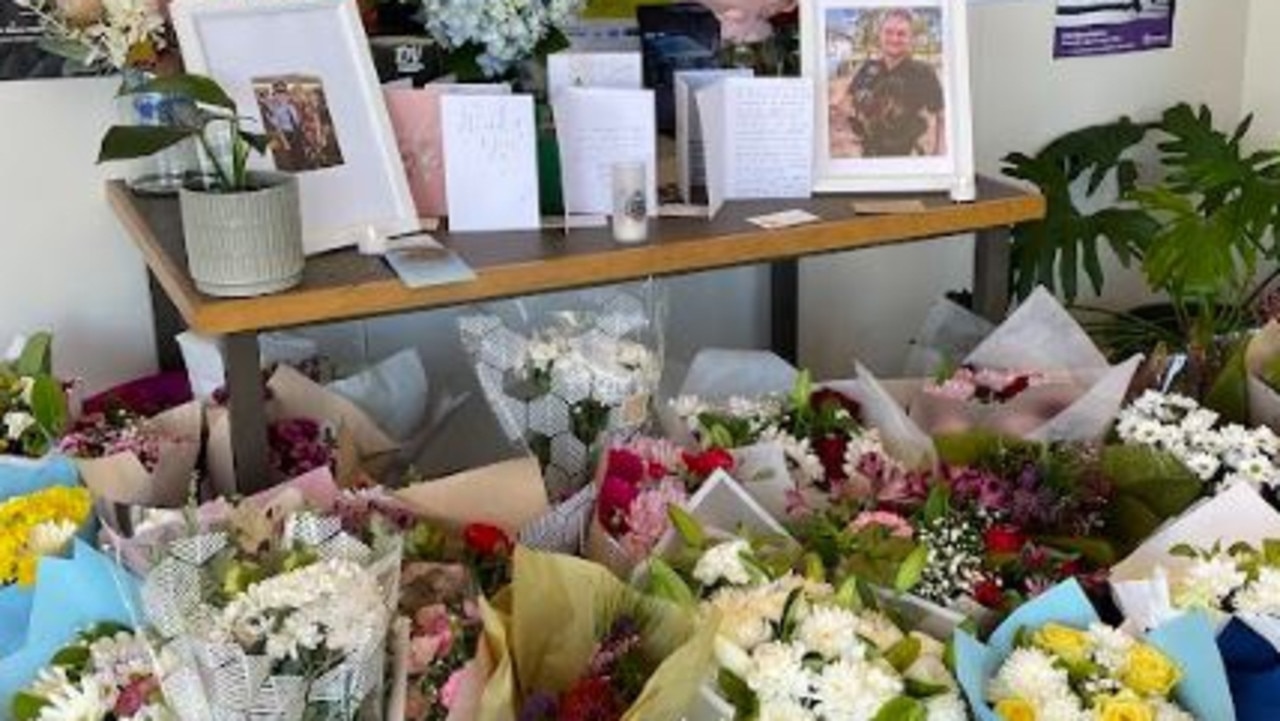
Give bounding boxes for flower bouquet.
[905,287,1142,442]
[469,547,715,720]
[0,485,93,588]
[955,579,1234,721]
[139,505,402,720]
[418,0,583,80]
[58,402,200,534]
[459,285,664,499]
[0,334,69,466]
[1110,483,1280,720]
[11,623,170,721]
[647,531,969,720]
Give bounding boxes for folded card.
[441,94,540,232]
[674,68,753,202]
[546,50,642,106]
[553,87,656,216]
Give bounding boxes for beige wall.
[799,0,1253,377]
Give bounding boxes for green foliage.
[894,544,929,593]
[871,696,928,721]
[1101,444,1202,554]
[644,558,696,607]
[11,692,49,721]
[717,668,759,720]
[883,636,922,673]
[98,73,267,192]
[14,332,52,376]
[1204,337,1250,424]
[667,505,707,550]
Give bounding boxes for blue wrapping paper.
[1219,618,1280,721]
[0,540,141,708]
[955,578,1235,721]
[0,454,78,501]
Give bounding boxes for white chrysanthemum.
[924,692,969,721]
[758,426,825,483]
[1172,555,1245,610]
[813,657,902,721]
[1087,622,1134,674]
[758,698,817,721]
[88,631,156,707]
[694,539,754,587]
[796,604,866,661]
[35,674,109,721]
[854,611,905,652]
[904,652,957,692]
[1152,698,1195,721]
[27,519,78,557]
[746,642,813,704]
[1236,567,1280,615]
[1181,452,1221,481]
[988,647,1075,708]
[707,584,788,650]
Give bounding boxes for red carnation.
[812,435,850,483]
[810,387,861,420]
[463,523,512,557]
[597,474,640,535]
[984,525,1027,555]
[606,448,646,484]
[683,448,735,480]
[557,677,622,721]
[973,578,1004,609]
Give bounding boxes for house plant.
[99,73,305,298]
[1003,103,1280,404]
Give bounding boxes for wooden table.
[107,177,1044,492]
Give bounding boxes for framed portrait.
[800,0,975,200]
[171,0,420,254]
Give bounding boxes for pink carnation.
[620,480,688,558]
[849,510,914,539]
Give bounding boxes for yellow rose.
[995,698,1037,721]
[1032,622,1093,664]
[1122,643,1181,697]
[1097,696,1156,721]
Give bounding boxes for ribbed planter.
[179,172,304,297]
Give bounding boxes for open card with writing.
[440,94,540,232]
[553,87,657,217]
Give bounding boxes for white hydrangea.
[694,539,754,587]
[420,0,584,77]
[796,604,866,661]
[812,657,902,721]
[1236,567,1280,615]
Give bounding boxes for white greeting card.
[440,94,540,232]
[547,51,642,106]
[696,77,814,217]
[553,87,657,217]
[674,68,753,202]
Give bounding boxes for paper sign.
[440,94,540,232]
[384,83,510,220]
[384,247,477,288]
[697,77,815,217]
[674,69,753,202]
[547,51,643,106]
[746,209,821,229]
[553,87,657,217]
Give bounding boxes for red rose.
[683,448,735,479]
[984,525,1027,555]
[463,523,512,557]
[973,578,1004,608]
[810,387,861,419]
[606,448,646,484]
[597,474,640,535]
[812,435,850,483]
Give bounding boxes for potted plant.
[1003,103,1280,399]
[99,74,305,298]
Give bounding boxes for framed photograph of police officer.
[801,0,975,200]
[170,0,421,254]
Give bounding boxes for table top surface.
[107,177,1045,336]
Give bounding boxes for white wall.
[0,78,157,392]
[799,0,1252,378]
[1242,0,1280,146]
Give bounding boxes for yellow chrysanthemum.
[0,486,92,586]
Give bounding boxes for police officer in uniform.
[847,8,944,157]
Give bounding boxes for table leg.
[973,226,1012,321]
[147,271,184,371]
[771,258,799,364]
[225,332,271,494]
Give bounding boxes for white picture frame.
[800,0,975,201]
[171,0,420,255]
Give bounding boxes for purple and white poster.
[1055,0,1175,58]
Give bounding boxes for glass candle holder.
[611,161,649,244]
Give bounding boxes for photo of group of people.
[824,6,946,160]
[252,74,345,173]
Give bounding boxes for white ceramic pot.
[179,171,303,297]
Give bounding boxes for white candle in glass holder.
[611,161,649,243]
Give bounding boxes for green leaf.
[903,677,950,699]
[1264,540,1280,567]
[872,695,927,721]
[1102,444,1202,554]
[717,669,759,720]
[894,544,929,592]
[1036,535,1116,566]
[834,576,864,611]
[14,332,52,376]
[667,505,707,550]
[29,375,67,437]
[98,125,196,163]
[645,558,695,607]
[803,552,826,583]
[50,645,90,673]
[242,131,270,155]
[127,73,235,110]
[1205,338,1249,424]
[922,484,950,524]
[11,692,49,721]
[1168,543,1199,559]
[883,636,922,673]
[779,588,804,642]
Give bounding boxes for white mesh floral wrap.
[140,512,402,721]
[460,285,664,499]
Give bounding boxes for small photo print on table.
[825,5,945,160]
[253,74,345,173]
